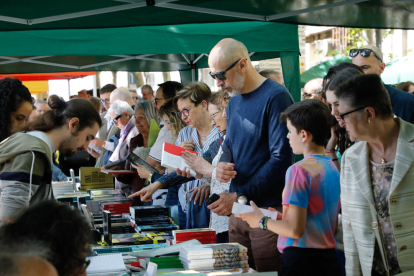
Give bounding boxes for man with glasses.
[350,45,414,123]
[141,85,155,101]
[130,90,140,103]
[301,78,325,102]
[92,87,136,167]
[208,38,294,272]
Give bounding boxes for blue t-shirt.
[385,84,414,124]
[277,155,341,253]
[220,79,294,207]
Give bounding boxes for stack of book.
[52,181,74,195]
[95,221,135,235]
[111,233,154,246]
[129,206,178,233]
[100,201,132,215]
[148,256,183,269]
[173,228,216,245]
[179,243,249,271]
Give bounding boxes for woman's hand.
[182,151,213,177]
[234,201,263,228]
[87,148,101,158]
[137,165,151,179]
[91,138,105,148]
[189,184,211,206]
[128,181,164,201]
[180,139,195,151]
[325,125,339,153]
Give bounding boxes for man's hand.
[208,192,237,216]
[180,139,195,151]
[234,201,263,228]
[128,181,164,201]
[87,148,101,158]
[189,184,211,206]
[101,165,123,178]
[215,162,237,183]
[91,138,105,148]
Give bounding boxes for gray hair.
[135,100,160,126]
[108,100,133,116]
[141,85,154,93]
[35,99,47,106]
[259,69,282,78]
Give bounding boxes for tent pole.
[67,79,70,100]
[191,54,195,82]
[92,75,97,97]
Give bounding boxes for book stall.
[53,165,277,276]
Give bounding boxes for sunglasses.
[100,98,110,104]
[339,106,366,120]
[209,58,245,81]
[349,48,383,62]
[112,114,122,125]
[132,96,139,101]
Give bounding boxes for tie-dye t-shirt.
[277,155,341,253]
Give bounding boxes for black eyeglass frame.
[339,106,366,120]
[209,58,245,81]
[112,114,123,125]
[349,48,383,62]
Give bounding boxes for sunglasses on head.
[209,58,245,81]
[349,48,383,62]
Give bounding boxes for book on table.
[85,254,127,275]
[161,142,197,177]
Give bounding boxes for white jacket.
[341,119,414,275]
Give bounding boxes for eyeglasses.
[339,106,366,120]
[210,110,221,122]
[100,98,110,104]
[112,114,122,125]
[132,96,139,101]
[177,106,194,118]
[349,48,383,62]
[209,58,245,81]
[153,97,170,105]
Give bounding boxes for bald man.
[207,38,294,272]
[91,87,135,167]
[351,45,414,123]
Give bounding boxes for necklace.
[381,158,386,164]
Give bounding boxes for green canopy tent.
[0,21,301,100]
[2,0,414,101]
[300,55,352,87]
[382,56,414,85]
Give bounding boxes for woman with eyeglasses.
[176,90,232,242]
[111,101,160,204]
[129,82,220,230]
[324,65,364,171]
[102,100,138,191]
[337,74,414,275]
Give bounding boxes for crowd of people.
[0,39,414,276]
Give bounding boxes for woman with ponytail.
[0,96,101,224]
[0,78,33,142]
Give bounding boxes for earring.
[368,118,371,124]
[203,110,205,114]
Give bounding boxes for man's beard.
[222,71,245,97]
[59,134,82,157]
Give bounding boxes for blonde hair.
[159,101,186,142]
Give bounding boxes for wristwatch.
[259,216,270,230]
[237,193,248,205]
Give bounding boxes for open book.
[161,142,197,177]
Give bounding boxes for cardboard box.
[80,167,114,190]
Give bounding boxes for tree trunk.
[133,72,145,87]
[111,71,117,85]
[162,72,171,82]
[375,29,383,49]
[95,71,101,89]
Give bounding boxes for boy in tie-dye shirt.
[235,100,341,275]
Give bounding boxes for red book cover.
[101,202,132,208]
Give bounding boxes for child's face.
[286,119,304,155]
